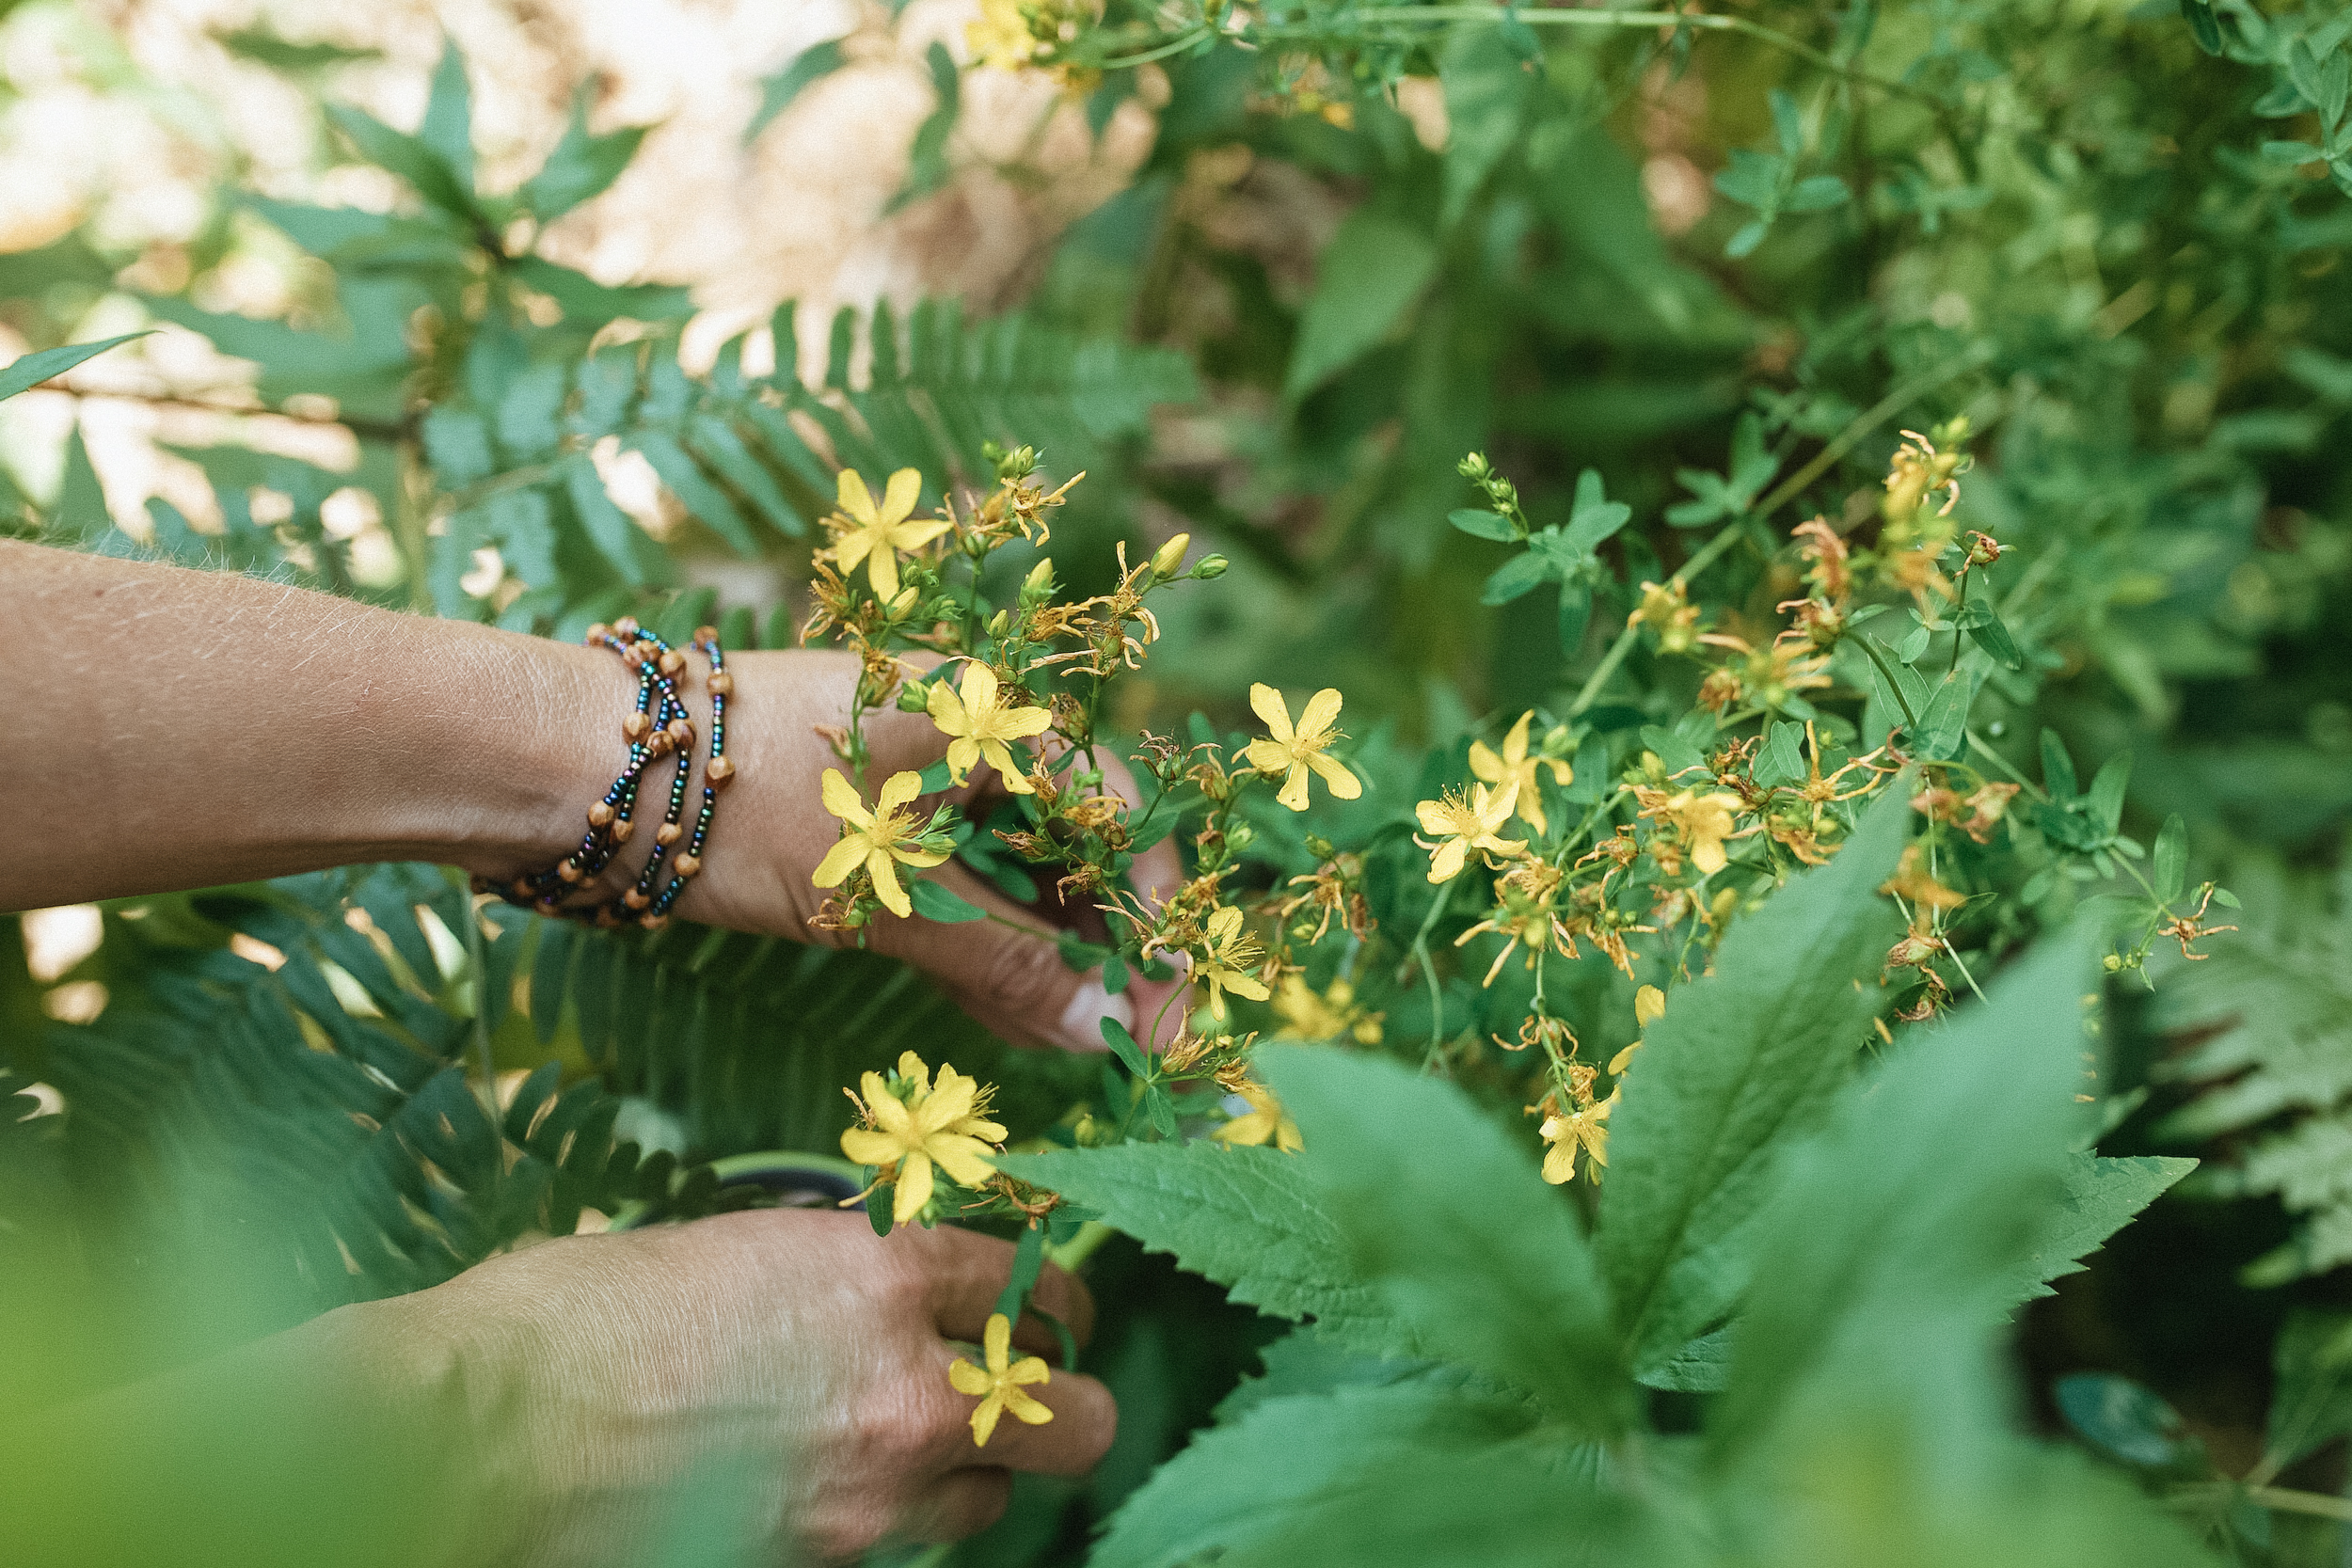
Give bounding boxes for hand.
[662,648,1189,1053]
[341,1210,1113,1565]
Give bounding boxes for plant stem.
[1048,1218,1115,1274]
[1405,875,1458,1062]
[1853,636,1921,729]
[2245,1484,2352,1524]
[1567,520,1747,717]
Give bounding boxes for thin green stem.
[1946,569,1969,681]
[2244,1484,2352,1525]
[1853,637,1921,729]
[1405,875,1458,1058]
[1964,728,2047,802]
[1048,1218,1116,1274]
[1750,343,1998,520]
[1567,520,1746,717]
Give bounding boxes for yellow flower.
[1639,787,1744,877]
[1470,712,1573,835]
[1269,974,1383,1044]
[965,0,1039,70]
[840,1051,1008,1225]
[947,1311,1053,1448]
[1214,1079,1302,1153]
[1881,843,1968,912]
[1610,984,1666,1075]
[927,662,1053,794]
[1413,778,1526,883]
[828,467,952,604]
[1196,906,1272,1020]
[812,768,951,919]
[1538,1092,1611,1184]
[1244,684,1362,812]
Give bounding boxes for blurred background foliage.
[6,0,2352,1560]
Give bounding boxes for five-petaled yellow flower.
[813,768,950,919]
[840,1051,1007,1226]
[1245,684,1362,813]
[1215,1079,1303,1153]
[829,467,951,604]
[1413,778,1525,883]
[1196,906,1271,1020]
[1470,711,1573,835]
[948,1311,1054,1447]
[1643,787,1744,877]
[1539,1094,1611,1184]
[928,662,1053,793]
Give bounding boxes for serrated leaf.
[0,333,151,403]
[1263,1045,1629,1425]
[1284,211,1438,401]
[998,1143,1396,1344]
[1999,1154,2195,1311]
[1091,1381,1638,1568]
[1598,787,1907,1372]
[517,93,647,222]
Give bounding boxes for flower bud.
[1021,557,1056,606]
[1150,533,1191,580]
[987,609,1010,637]
[1226,822,1256,852]
[896,679,930,712]
[1192,554,1230,580]
[887,585,920,618]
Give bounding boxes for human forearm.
[5,540,612,908]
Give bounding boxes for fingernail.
[1057,981,1134,1053]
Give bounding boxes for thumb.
[865,860,1136,1053]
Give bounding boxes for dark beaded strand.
[477,615,735,929]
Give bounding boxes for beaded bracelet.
[479,616,735,930]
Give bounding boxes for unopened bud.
[1965,531,2003,568]
[1021,557,1056,605]
[1192,554,1230,580]
[1226,822,1256,851]
[896,679,930,713]
[1151,533,1191,580]
[887,585,920,618]
[987,609,1010,637]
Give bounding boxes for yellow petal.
[1002,1384,1055,1424]
[970,1394,1005,1448]
[927,678,970,735]
[812,833,867,889]
[1428,838,1467,882]
[1542,755,1575,786]
[929,1134,998,1189]
[998,704,1054,739]
[1006,1355,1052,1387]
[945,736,981,785]
[893,1151,933,1223]
[1415,799,1454,834]
[837,467,877,523]
[983,1311,1013,1370]
[869,852,913,918]
[978,738,1026,789]
[1542,1140,1577,1184]
[1305,752,1361,800]
[881,467,923,526]
[1223,972,1271,1003]
[1468,740,1504,785]
[867,546,900,604]
[919,1068,978,1128]
[1693,837,1727,876]
[895,846,951,868]
[1215,1112,1270,1146]
[1244,737,1294,776]
[1609,1042,1639,1076]
[1276,763,1311,813]
[960,661,1000,715]
[1503,710,1534,764]
[897,1051,931,1089]
[820,768,871,827]
[1248,682,1295,744]
[878,770,925,813]
[841,1127,903,1166]
[893,516,953,551]
[1206,906,1242,943]
[1635,984,1666,1027]
[949,1359,995,1397]
[869,1084,914,1136]
[1295,688,1343,741]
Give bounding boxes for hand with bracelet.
[4,538,1175,1562]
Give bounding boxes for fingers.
[867,860,1133,1053]
[898,1467,1011,1543]
[904,1223,1096,1349]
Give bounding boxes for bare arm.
[6,540,1179,1050]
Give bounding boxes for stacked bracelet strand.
[480,616,734,929]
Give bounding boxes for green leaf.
[1755,721,1806,788]
[1915,668,1978,761]
[1438,26,1533,229]
[2086,752,2132,833]
[0,333,151,403]
[997,1143,1397,1345]
[1558,582,1594,655]
[1284,211,1438,401]
[1448,507,1518,542]
[747,40,845,145]
[1597,786,1907,1373]
[507,256,693,326]
[1091,1381,1640,1568]
[1786,174,1852,212]
[2040,728,2078,801]
[908,878,986,925]
[1263,1045,1630,1425]
[2057,1373,2190,1468]
[889,41,961,214]
[2264,1311,2352,1473]
[418,38,475,196]
[1998,1154,2195,1311]
[1710,932,2093,1461]
[517,93,647,222]
[1098,1017,1148,1078]
[1563,468,1632,550]
[1959,603,2024,669]
[326,103,477,218]
[2153,815,2187,903]
[2181,0,2223,55]
[1479,549,1554,606]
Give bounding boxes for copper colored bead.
[588,801,616,829]
[640,913,669,931]
[657,822,683,847]
[646,731,674,758]
[620,641,646,668]
[706,755,736,788]
[612,818,636,844]
[623,711,652,741]
[694,625,718,644]
[614,615,641,638]
[659,649,685,677]
[557,859,584,884]
[584,623,611,644]
[673,853,701,878]
[665,717,694,747]
[623,888,652,911]
[511,878,535,899]
[707,671,734,696]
